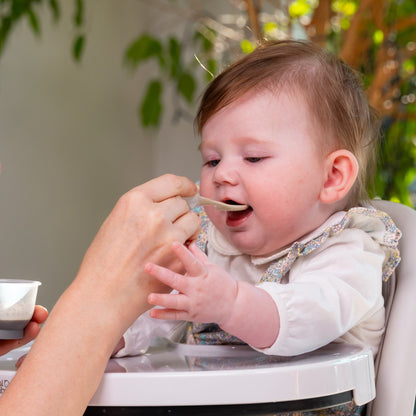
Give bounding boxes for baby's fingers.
[149,307,189,321]
[144,262,188,293]
[187,241,210,264]
[171,241,206,276]
[148,292,187,310]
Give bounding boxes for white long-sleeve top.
[116,208,400,358]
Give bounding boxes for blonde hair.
[195,40,380,207]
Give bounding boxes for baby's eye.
[245,157,264,163]
[205,159,220,167]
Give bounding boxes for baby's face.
[199,89,330,256]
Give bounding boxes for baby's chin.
[231,231,295,257]
[227,236,279,257]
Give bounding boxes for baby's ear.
[319,149,359,204]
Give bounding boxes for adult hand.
[0,305,48,356]
[73,174,201,329]
[0,174,201,416]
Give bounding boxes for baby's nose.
[213,162,239,185]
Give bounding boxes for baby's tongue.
[227,208,251,221]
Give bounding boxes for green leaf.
[11,0,28,18]
[124,34,163,69]
[48,0,60,21]
[74,0,84,27]
[263,22,278,34]
[373,29,384,45]
[404,167,416,186]
[168,37,181,78]
[140,80,163,127]
[27,8,40,36]
[73,34,85,61]
[332,0,357,16]
[340,16,351,30]
[289,0,312,18]
[402,59,415,76]
[194,31,215,52]
[0,16,12,56]
[177,72,195,103]
[240,39,255,54]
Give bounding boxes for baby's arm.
[145,241,279,349]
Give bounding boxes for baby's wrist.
[218,282,279,349]
[218,281,249,334]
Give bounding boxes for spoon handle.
[187,195,248,211]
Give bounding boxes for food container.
[0,279,41,339]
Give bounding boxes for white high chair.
[369,200,416,416]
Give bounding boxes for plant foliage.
[0,0,85,60]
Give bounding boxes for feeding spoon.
[188,194,249,212]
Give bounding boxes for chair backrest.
[368,200,416,416]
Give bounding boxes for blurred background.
[0,1,203,308]
[0,0,415,309]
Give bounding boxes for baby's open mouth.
[224,199,243,206]
[225,200,253,221]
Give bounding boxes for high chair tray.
[0,341,375,412]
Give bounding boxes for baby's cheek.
[257,196,284,219]
[204,206,222,226]
[256,201,295,235]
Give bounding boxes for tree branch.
[339,0,388,68]
[307,0,332,46]
[244,0,262,42]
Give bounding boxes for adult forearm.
[0,174,200,416]
[0,274,143,416]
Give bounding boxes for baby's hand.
[145,242,237,327]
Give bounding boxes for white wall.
[0,1,201,309]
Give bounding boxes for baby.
[114,40,401,413]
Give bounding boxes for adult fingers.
[32,305,48,324]
[0,321,41,357]
[170,211,201,245]
[20,322,41,345]
[158,195,191,224]
[15,353,27,368]
[0,340,19,356]
[0,306,47,356]
[136,174,197,203]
